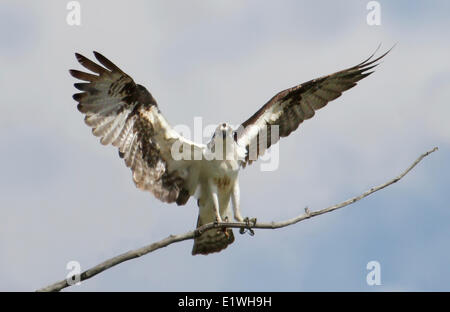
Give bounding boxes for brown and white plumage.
[236,48,392,166]
[70,52,204,205]
[70,48,390,255]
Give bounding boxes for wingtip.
[390,42,398,51]
[383,43,397,56]
[73,93,84,102]
[357,44,395,70]
[74,82,89,91]
[74,52,84,61]
[92,51,121,72]
[356,44,381,66]
[357,43,395,68]
[93,51,105,62]
[75,51,102,59]
[372,43,383,58]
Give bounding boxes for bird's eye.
[233,131,238,142]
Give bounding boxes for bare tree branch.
[37,147,438,292]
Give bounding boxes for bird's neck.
[207,139,244,161]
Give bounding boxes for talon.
[239,217,249,234]
[238,217,256,236]
[246,217,253,228]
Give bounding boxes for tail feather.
[192,217,234,255]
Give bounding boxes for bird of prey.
[70,48,389,255]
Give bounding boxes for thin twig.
[37,147,438,292]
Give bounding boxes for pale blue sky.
[0,0,449,291]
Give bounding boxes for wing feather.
[237,47,392,166]
[70,52,204,204]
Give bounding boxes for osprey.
[70,49,389,255]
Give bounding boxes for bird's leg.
[231,181,257,235]
[209,181,222,223]
[231,180,244,222]
[222,216,230,238]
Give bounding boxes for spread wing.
[70,52,204,205]
[236,48,391,166]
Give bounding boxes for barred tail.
[192,217,234,255]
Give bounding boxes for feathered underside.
[70,52,204,205]
[236,47,392,167]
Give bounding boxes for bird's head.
[207,123,242,160]
[213,123,236,141]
